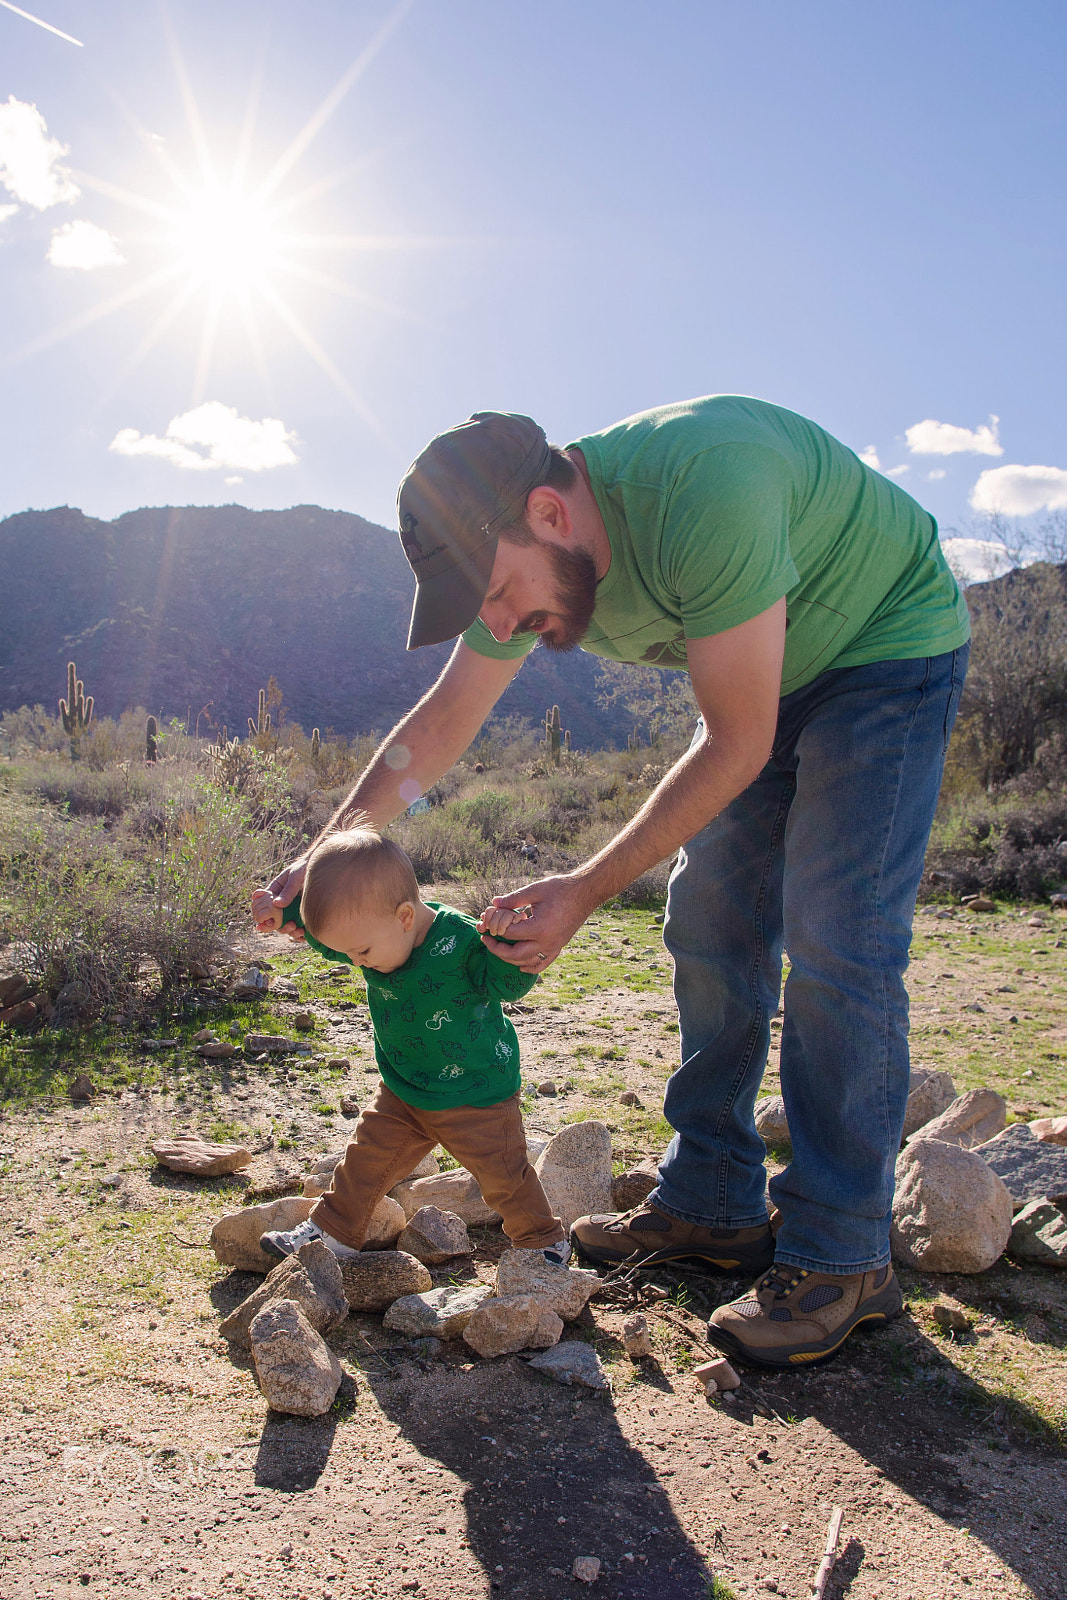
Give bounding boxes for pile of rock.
[756,1067,1067,1273]
[0,972,55,1029]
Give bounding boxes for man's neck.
[567,447,612,581]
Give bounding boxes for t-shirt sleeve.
[464,937,540,1002]
[460,615,539,660]
[663,442,799,639]
[280,895,353,966]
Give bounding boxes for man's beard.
[517,540,599,652]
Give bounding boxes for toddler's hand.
[252,887,283,934]
[478,903,531,940]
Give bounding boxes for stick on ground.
[810,1505,844,1599]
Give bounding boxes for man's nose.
[480,602,515,643]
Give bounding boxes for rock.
[1007,1199,1067,1266]
[220,1240,348,1348]
[153,1134,251,1177]
[0,973,30,1008]
[390,1168,501,1226]
[196,1040,238,1060]
[363,1195,407,1248]
[244,1034,309,1055]
[526,1341,609,1389]
[754,1095,790,1146]
[53,980,89,1016]
[1,999,38,1027]
[327,1056,351,1070]
[536,1079,557,1096]
[908,1088,1007,1150]
[141,1038,178,1051]
[243,1175,304,1203]
[462,1295,563,1358]
[611,1161,659,1212]
[293,1012,316,1032]
[573,1557,601,1585]
[383,1282,495,1339]
[932,1300,973,1334]
[1031,1116,1067,1147]
[405,1151,441,1181]
[192,1027,217,1043]
[397,1206,474,1265]
[210,1196,313,1273]
[339,1094,360,1117]
[963,895,996,912]
[271,978,300,999]
[69,1073,94,1102]
[302,1170,334,1199]
[233,966,270,1000]
[311,1148,348,1174]
[977,1123,1067,1208]
[524,1136,548,1163]
[902,1066,958,1140]
[618,1090,643,1107]
[494,1248,599,1321]
[891,1140,1013,1273]
[249,1299,342,1417]
[534,1121,614,1231]
[620,1314,652,1358]
[693,1356,741,1391]
[336,1251,431,1312]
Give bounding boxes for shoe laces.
[757,1265,809,1300]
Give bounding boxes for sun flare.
[173,186,282,293]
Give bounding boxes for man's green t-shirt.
[281,898,537,1109]
[462,395,970,694]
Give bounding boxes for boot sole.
[706,1287,904,1369]
[259,1234,294,1261]
[572,1238,775,1274]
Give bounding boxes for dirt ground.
[1,903,1065,1600]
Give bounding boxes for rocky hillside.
[0,503,631,746]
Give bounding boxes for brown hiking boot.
[707,1262,903,1368]
[570,1203,775,1272]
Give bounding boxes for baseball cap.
[397,411,551,650]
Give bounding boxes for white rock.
[526,1341,608,1389]
[397,1206,474,1265]
[336,1251,432,1312]
[534,1121,614,1231]
[153,1134,251,1177]
[389,1168,501,1225]
[383,1282,495,1340]
[902,1067,958,1140]
[891,1139,1013,1273]
[249,1299,342,1416]
[462,1295,563,1358]
[693,1355,740,1391]
[1031,1116,1067,1146]
[754,1095,790,1146]
[219,1240,347,1349]
[211,1196,313,1274]
[621,1314,652,1358]
[406,1151,441,1180]
[573,1556,601,1585]
[363,1194,407,1248]
[494,1248,599,1321]
[908,1088,1006,1150]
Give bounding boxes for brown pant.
[310,1082,563,1250]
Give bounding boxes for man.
[262,397,970,1368]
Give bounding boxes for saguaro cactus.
[310,727,321,760]
[542,705,570,766]
[627,726,641,753]
[248,687,272,740]
[145,716,158,763]
[59,660,93,753]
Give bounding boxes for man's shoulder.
[571,395,803,481]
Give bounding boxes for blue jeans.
[654,646,969,1274]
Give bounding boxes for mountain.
[0,503,638,748]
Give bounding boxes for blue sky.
[1,0,1065,573]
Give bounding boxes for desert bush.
[0,705,68,759]
[924,790,1067,900]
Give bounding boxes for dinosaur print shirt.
[282,899,537,1109]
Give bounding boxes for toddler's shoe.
[260,1216,362,1262]
[542,1238,571,1267]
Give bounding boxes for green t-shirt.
[462,395,970,694]
[281,898,537,1109]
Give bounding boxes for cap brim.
[406,537,497,650]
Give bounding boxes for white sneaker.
[260,1216,362,1262]
[542,1238,571,1267]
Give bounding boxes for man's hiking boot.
[570,1203,775,1273]
[707,1263,903,1368]
[260,1216,362,1262]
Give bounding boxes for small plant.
[310,727,321,760]
[145,716,158,764]
[59,659,94,756]
[542,704,570,766]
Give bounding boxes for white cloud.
[47,219,124,270]
[940,537,1017,585]
[927,469,946,481]
[110,402,299,473]
[858,445,881,470]
[884,464,910,479]
[905,415,1002,457]
[969,463,1067,517]
[224,476,244,486]
[0,202,18,224]
[0,96,79,210]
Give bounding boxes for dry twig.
[810,1505,844,1599]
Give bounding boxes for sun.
[173,186,283,293]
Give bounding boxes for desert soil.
[1,900,1065,1600]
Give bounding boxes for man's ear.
[525,485,571,542]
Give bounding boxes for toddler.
[250,827,568,1264]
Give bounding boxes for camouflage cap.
[397,411,550,650]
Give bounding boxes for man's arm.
[262,642,522,914]
[480,598,786,969]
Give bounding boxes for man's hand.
[252,858,308,941]
[479,874,593,973]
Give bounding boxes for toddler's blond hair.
[301,826,420,938]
